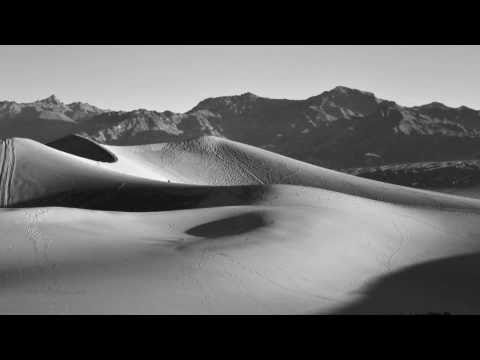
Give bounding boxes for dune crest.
[1,135,480,212]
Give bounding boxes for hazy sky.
[1,45,479,112]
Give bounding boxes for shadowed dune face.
[333,252,480,314]
[2,135,480,313]
[10,183,272,212]
[47,134,117,163]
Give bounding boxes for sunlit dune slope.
[1,189,480,314]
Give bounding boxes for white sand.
[1,136,480,313]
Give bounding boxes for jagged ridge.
[2,87,480,168]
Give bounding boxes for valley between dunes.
[1,135,480,314]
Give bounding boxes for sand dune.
[1,135,480,313]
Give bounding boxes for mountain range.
[2,86,480,169]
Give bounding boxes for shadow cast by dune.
[46,134,117,162]
[10,183,269,212]
[186,213,269,239]
[331,252,480,314]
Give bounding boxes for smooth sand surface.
[1,135,480,314]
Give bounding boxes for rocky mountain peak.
[188,92,263,113]
[308,86,379,102]
[37,94,63,106]
[331,85,360,94]
[239,92,259,99]
[420,101,448,109]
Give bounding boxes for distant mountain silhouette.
[2,87,480,168]
[0,95,105,143]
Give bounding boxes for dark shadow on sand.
[186,213,268,239]
[47,134,117,163]
[331,252,480,314]
[9,182,269,212]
